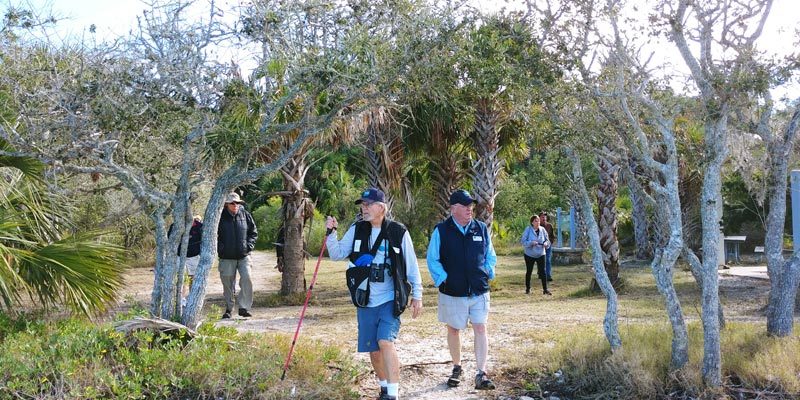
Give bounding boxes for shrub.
[0,313,359,399]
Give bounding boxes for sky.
[6,0,799,100]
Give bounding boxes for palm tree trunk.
[597,152,621,285]
[429,119,466,222]
[280,152,311,296]
[472,98,502,230]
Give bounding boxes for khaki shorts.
[437,292,490,330]
[185,256,200,276]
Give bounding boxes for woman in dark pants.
[521,215,551,295]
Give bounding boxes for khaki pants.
[218,256,253,312]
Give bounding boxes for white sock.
[378,379,388,388]
[387,383,399,396]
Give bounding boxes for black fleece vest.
[348,219,412,316]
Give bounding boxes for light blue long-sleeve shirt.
[326,223,423,307]
[426,219,496,287]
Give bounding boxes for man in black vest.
[426,189,497,390]
[325,188,423,400]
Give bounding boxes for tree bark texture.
[280,151,312,296]
[472,98,503,230]
[597,152,621,284]
[762,105,800,336]
[430,119,466,222]
[699,120,727,387]
[627,174,652,260]
[568,148,622,351]
[364,108,405,218]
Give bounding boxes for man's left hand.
[410,299,423,319]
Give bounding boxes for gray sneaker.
[475,371,495,390]
[447,365,463,387]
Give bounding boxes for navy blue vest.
[436,217,490,297]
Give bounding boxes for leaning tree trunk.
[626,168,652,260]
[472,98,503,230]
[568,148,621,351]
[280,151,312,296]
[762,107,800,336]
[430,119,467,222]
[699,119,728,387]
[596,151,621,285]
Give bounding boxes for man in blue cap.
[426,189,497,390]
[325,188,424,400]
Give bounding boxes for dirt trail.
[119,251,771,400]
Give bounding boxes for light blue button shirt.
[426,219,496,287]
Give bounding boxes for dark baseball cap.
[355,188,386,204]
[449,189,475,206]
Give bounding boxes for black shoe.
[447,364,463,387]
[378,394,397,400]
[525,289,530,294]
[221,310,231,319]
[377,386,388,400]
[474,371,496,390]
[238,308,252,318]
[543,290,552,296]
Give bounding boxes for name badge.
[472,236,483,242]
[354,239,362,251]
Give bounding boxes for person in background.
[217,192,257,319]
[539,211,555,282]
[521,215,551,295]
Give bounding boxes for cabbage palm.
[0,141,125,316]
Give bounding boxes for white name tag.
[354,239,362,251]
[473,236,483,241]
[393,246,401,254]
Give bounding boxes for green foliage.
[0,146,126,316]
[0,313,359,399]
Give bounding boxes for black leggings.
[524,254,547,292]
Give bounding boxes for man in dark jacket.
[426,189,497,391]
[217,192,258,319]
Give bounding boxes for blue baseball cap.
[355,188,386,204]
[449,189,475,206]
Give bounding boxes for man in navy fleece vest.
[426,189,497,391]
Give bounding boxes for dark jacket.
[436,216,490,297]
[168,220,203,257]
[185,220,203,257]
[348,219,412,316]
[217,207,258,260]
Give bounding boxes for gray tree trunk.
[626,166,652,260]
[758,102,800,336]
[698,119,727,387]
[567,148,622,351]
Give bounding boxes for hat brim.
[450,199,474,206]
[354,199,375,205]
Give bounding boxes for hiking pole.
[281,227,331,381]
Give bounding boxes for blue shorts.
[356,301,400,352]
